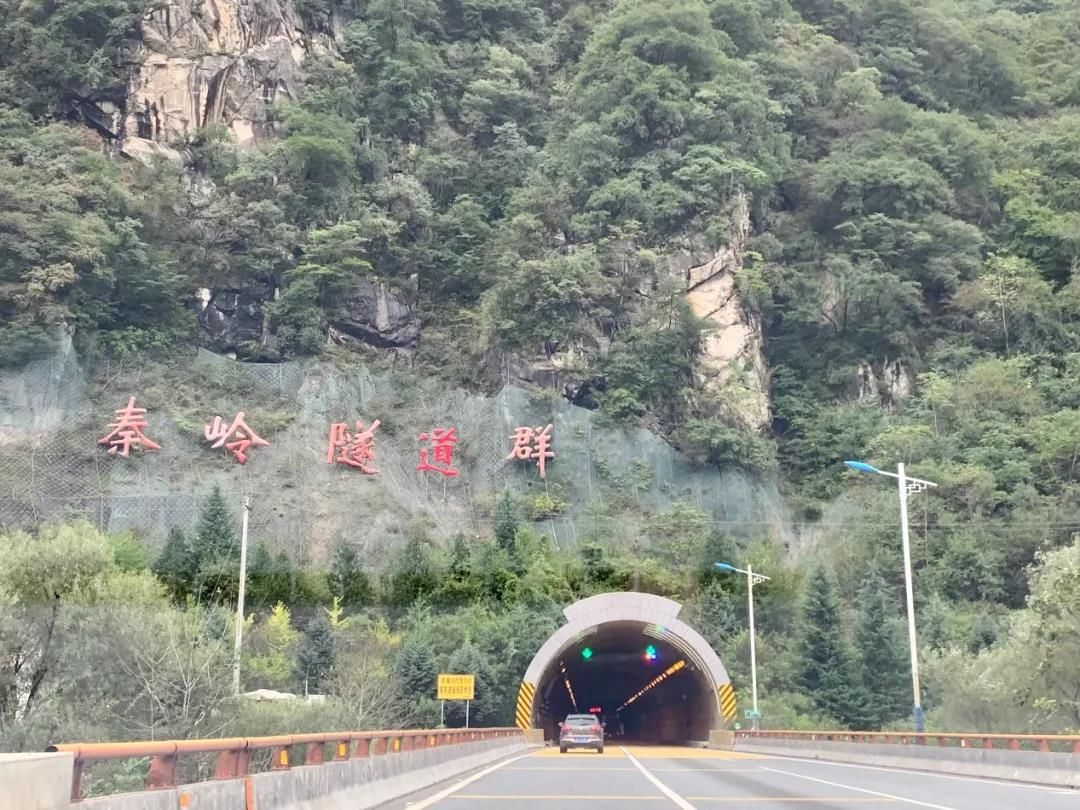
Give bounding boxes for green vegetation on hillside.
[3,0,1080,748]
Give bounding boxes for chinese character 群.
[98,396,162,457]
[327,420,380,474]
[417,427,460,477]
[204,412,269,464]
[506,423,555,479]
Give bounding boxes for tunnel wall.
[516,592,738,734]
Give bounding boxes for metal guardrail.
[735,729,1080,754]
[47,727,522,802]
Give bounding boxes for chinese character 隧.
[327,420,380,474]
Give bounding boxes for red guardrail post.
[70,760,84,803]
[215,747,251,780]
[146,752,178,790]
[1036,739,1050,753]
[270,744,290,770]
[305,742,325,765]
[354,737,371,758]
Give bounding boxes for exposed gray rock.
[671,193,771,430]
[328,280,421,351]
[125,0,309,146]
[196,278,279,361]
[855,359,913,406]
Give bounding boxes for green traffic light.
[645,645,657,660]
[582,647,593,660]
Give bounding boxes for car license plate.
[573,736,590,742]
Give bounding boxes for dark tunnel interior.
[533,621,719,745]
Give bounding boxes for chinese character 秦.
[506,424,554,478]
[98,396,161,457]
[327,420,380,474]
[204,412,269,464]
[417,427,459,477]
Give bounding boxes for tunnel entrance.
[516,593,736,745]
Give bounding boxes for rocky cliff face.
[671,194,771,430]
[126,0,309,146]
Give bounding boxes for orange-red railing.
[47,727,521,802]
[735,729,1080,754]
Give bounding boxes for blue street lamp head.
[713,562,737,572]
[844,460,880,474]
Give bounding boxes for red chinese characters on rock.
[506,424,555,478]
[327,420,380,474]
[417,427,460,477]
[204,412,270,464]
[98,396,162,457]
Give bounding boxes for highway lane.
[389,745,1079,809]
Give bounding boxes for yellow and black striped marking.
[718,682,737,722]
[515,681,536,730]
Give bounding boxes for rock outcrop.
[197,276,279,360]
[328,280,422,352]
[855,359,913,406]
[672,194,771,430]
[92,0,310,149]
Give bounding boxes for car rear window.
[565,716,596,725]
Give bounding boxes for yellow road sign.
[437,673,475,701]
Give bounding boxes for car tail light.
[592,725,601,733]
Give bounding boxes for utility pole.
[232,495,251,697]
[747,563,760,732]
[897,463,924,733]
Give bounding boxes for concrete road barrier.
[81,736,529,810]
[0,753,74,810]
[734,737,1080,788]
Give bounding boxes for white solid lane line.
[762,767,960,810]
[621,746,698,810]
[764,754,1079,794]
[404,751,536,809]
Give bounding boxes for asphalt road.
[387,744,1079,809]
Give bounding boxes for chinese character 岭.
[327,420,380,474]
[98,396,161,457]
[204,412,269,464]
[417,427,459,477]
[506,424,554,478]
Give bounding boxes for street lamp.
[714,561,770,731]
[844,460,937,733]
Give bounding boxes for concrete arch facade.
[514,592,737,732]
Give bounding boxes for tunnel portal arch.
[515,593,737,741]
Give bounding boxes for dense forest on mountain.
[3,0,1080,770]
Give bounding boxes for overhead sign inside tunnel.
[437,674,476,700]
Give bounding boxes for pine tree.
[152,526,195,601]
[329,539,373,607]
[699,528,740,587]
[396,635,437,698]
[493,491,519,552]
[295,614,336,695]
[855,569,909,729]
[193,486,239,565]
[798,566,870,728]
[698,580,739,650]
[191,487,240,603]
[448,532,471,578]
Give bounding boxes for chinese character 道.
[417,427,459,477]
[204,412,269,464]
[98,396,161,457]
[506,423,554,478]
[327,420,380,474]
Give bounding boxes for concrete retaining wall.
[735,737,1080,788]
[0,752,74,810]
[83,737,529,810]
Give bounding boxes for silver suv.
[558,713,604,754]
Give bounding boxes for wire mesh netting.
[0,348,790,561]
